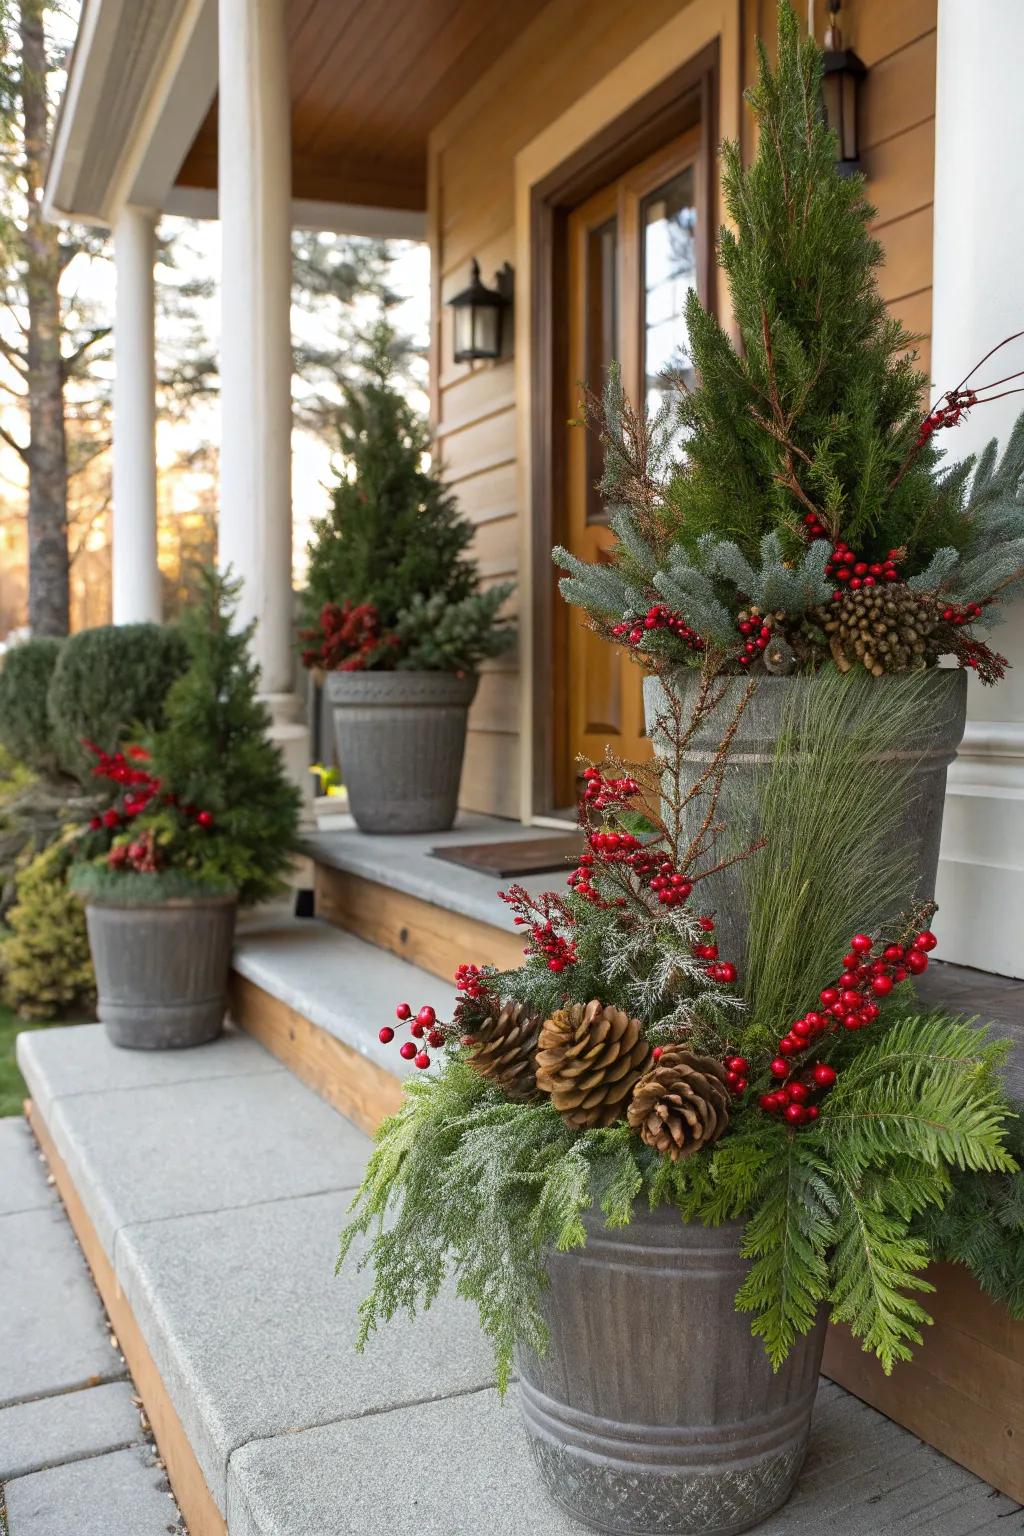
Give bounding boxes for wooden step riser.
[313,863,524,982]
[25,1100,227,1536]
[229,972,403,1137]
[824,1266,1024,1503]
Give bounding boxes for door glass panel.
[584,217,618,525]
[642,168,697,427]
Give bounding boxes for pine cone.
[536,1000,650,1128]
[627,1046,730,1159]
[816,584,940,676]
[464,999,543,1101]
[763,634,795,675]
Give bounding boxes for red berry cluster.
[691,916,738,984]
[455,963,490,1001]
[827,541,902,594]
[87,743,162,831]
[940,601,984,627]
[108,827,161,874]
[611,604,704,653]
[379,1002,446,1070]
[802,511,830,542]
[735,615,774,668]
[499,886,579,973]
[759,927,938,1128]
[580,765,641,811]
[298,600,399,673]
[916,388,978,448]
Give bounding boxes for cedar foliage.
[305,323,514,672]
[130,569,300,907]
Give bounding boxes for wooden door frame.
[527,41,720,815]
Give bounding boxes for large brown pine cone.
[464,999,543,1101]
[536,1000,650,1129]
[816,584,940,677]
[627,1046,730,1159]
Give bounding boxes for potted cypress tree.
[71,570,300,1049]
[556,4,1024,956]
[339,672,1019,1536]
[301,322,514,833]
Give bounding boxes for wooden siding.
[432,0,937,817]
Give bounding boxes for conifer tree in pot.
[301,322,514,833]
[70,570,300,1049]
[556,4,1024,957]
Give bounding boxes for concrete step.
[230,915,456,1132]
[16,1026,1017,1536]
[304,812,572,980]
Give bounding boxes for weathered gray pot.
[517,1204,826,1536]
[85,894,237,1050]
[643,668,967,969]
[327,670,478,834]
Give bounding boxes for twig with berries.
[758,924,938,1128]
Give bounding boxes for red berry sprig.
[735,614,774,668]
[379,1002,446,1070]
[611,604,704,653]
[455,963,490,1001]
[759,927,938,1128]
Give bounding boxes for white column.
[931,0,1024,978]
[112,205,160,625]
[217,0,308,796]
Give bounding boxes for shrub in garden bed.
[1,834,94,1020]
[48,621,188,781]
[0,637,63,771]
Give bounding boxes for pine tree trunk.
[20,0,69,637]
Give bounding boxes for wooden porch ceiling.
[175,0,550,212]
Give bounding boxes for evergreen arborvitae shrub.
[1,835,94,1020]
[47,623,189,782]
[134,568,301,907]
[303,322,514,672]
[306,322,476,623]
[0,637,63,771]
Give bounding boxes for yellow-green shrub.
[1,836,94,1020]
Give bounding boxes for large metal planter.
[643,668,968,968]
[517,1204,826,1536]
[326,670,478,834]
[85,893,237,1050]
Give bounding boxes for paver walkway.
[0,1116,185,1536]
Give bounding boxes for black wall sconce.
[447,260,514,363]
[822,0,867,177]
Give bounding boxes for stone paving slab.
[0,1205,122,1406]
[116,1190,496,1508]
[5,1444,184,1536]
[232,917,456,1078]
[41,1066,371,1257]
[16,1023,282,1126]
[0,1380,141,1479]
[0,1119,52,1215]
[227,1379,1023,1536]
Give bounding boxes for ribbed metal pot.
[517,1205,826,1536]
[85,894,237,1050]
[327,670,478,834]
[642,668,967,970]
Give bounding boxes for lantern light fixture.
[822,0,867,177]
[447,259,513,363]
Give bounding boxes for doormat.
[430,833,583,878]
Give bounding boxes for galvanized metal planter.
[85,894,237,1050]
[517,1204,826,1536]
[326,670,478,834]
[642,668,968,969]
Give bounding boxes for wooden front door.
[558,131,705,804]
